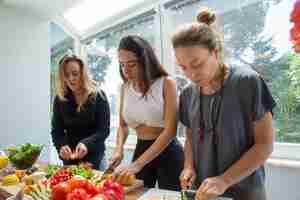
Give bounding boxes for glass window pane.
[64,0,146,31]
[50,22,74,108]
[84,12,159,141]
[163,0,299,143]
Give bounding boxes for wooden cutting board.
[124,179,144,193]
[94,170,144,194]
[0,183,25,199]
[0,188,12,200]
[137,189,233,200]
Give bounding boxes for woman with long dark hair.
[109,35,184,191]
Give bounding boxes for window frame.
[75,0,300,161]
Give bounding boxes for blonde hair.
[172,7,225,78]
[56,54,98,112]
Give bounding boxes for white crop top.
[122,77,165,128]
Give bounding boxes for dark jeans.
[132,138,184,191]
[224,185,267,200]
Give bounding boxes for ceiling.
[0,0,158,39]
[1,0,83,19]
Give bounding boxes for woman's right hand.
[59,145,73,160]
[109,149,124,168]
[180,167,197,190]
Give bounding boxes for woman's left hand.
[75,143,88,159]
[196,176,230,200]
[113,162,143,177]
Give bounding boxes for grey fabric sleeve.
[239,72,276,121]
[179,89,191,128]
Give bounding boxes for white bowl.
[6,194,33,200]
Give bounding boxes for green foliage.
[87,53,111,84]
[7,143,43,169]
[220,0,300,143]
[272,53,300,142]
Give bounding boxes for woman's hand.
[180,167,197,189]
[113,162,143,177]
[196,176,230,200]
[59,145,73,160]
[75,143,88,159]
[109,149,124,168]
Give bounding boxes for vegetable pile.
[24,165,125,200]
[6,143,43,169]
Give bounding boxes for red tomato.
[103,189,124,200]
[100,180,124,200]
[66,188,89,200]
[68,176,88,190]
[103,180,124,196]
[52,182,72,200]
[50,168,73,188]
[85,180,100,196]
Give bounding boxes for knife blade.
[181,189,196,200]
[98,164,114,182]
[15,187,24,200]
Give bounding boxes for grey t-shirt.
[179,65,276,197]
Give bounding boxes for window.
[60,0,300,159]
[50,22,75,107]
[83,10,160,144]
[63,0,147,32]
[162,0,300,145]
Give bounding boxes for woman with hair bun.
[172,7,275,200]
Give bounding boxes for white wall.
[0,6,50,148]
[266,161,300,200]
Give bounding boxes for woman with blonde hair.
[51,54,110,169]
[172,8,275,200]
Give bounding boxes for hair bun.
[196,7,216,26]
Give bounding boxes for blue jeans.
[99,153,107,171]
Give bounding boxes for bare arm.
[110,85,129,168]
[115,117,129,153]
[180,127,197,189]
[184,128,194,169]
[117,84,129,150]
[221,112,274,186]
[134,78,178,168]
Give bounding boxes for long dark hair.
[118,35,168,97]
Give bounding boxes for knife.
[181,190,233,200]
[181,189,196,200]
[98,164,114,182]
[15,187,24,200]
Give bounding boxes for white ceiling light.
[63,0,145,32]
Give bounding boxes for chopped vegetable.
[44,164,61,178]
[50,168,73,188]
[0,155,9,169]
[2,174,20,186]
[6,143,43,169]
[70,165,94,179]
